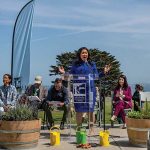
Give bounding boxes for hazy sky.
[0,0,150,86]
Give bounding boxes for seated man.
[0,74,17,115]
[43,78,68,130]
[25,75,47,116]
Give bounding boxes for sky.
[0,0,150,86]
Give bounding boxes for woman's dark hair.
[135,84,143,91]
[3,74,12,84]
[75,47,92,65]
[116,74,128,90]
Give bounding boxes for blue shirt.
[0,85,17,107]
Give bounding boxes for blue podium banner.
[71,74,96,103]
[73,81,86,103]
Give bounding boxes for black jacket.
[46,85,68,104]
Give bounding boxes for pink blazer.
[113,86,132,108]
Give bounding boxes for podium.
[66,74,99,106]
[64,74,102,139]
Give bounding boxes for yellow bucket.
[50,126,60,146]
[99,130,110,146]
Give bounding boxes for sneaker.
[86,125,89,129]
[110,115,117,122]
[122,124,126,129]
[60,122,65,130]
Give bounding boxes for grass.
[105,97,112,124]
[38,110,63,123]
[38,97,112,124]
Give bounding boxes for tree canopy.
[49,48,122,95]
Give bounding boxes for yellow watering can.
[99,130,110,146]
[50,126,60,146]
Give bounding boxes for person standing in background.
[132,84,143,111]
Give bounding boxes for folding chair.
[111,107,132,127]
[95,94,103,127]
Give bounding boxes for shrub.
[128,99,150,119]
[2,105,38,121]
[128,111,142,119]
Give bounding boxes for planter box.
[0,119,41,149]
[126,117,150,147]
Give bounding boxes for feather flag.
[11,0,35,89]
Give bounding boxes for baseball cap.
[34,76,42,84]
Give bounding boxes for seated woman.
[0,74,17,115]
[111,74,132,128]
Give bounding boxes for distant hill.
[143,83,150,91]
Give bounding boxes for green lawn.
[105,97,112,124]
[38,97,112,124]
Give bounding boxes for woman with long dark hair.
[111,74,132,128]
[59,47,111,133]
[0,74,17,113]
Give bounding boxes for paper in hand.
[28,96,41,102]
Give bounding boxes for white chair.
[140,92,150,108]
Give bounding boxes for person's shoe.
[60,122,65,130]
[86,125,89,129]
[110,115,117,122]
[122,124,127,129]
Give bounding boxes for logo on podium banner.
[73,83,86,102]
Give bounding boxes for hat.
[34,76,42,84]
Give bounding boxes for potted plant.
[126,100,150,147]
[0,105,41,149]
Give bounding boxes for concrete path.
[0,124,147,150]
[34,125,146,150]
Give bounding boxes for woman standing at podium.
[59,47,111,132]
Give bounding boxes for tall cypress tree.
[49,48,122,95]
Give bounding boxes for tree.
[49,48,122,95]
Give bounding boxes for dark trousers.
[42,102,68,124]
[134,100,140,111]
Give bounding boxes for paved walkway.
[0,124,147,150]
[33,124,146,150]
